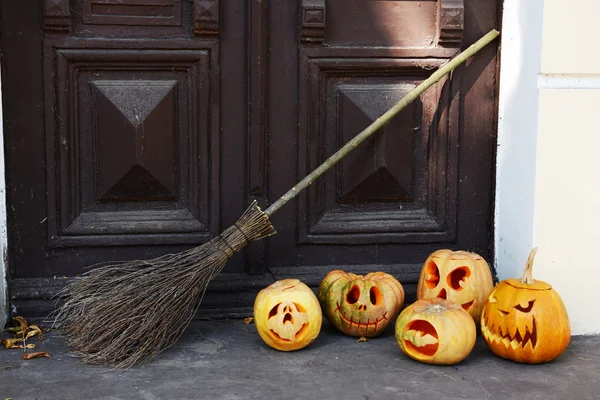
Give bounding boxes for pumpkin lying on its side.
[254,279,322,351]
[318,270,404,337]
[481,248,570,364]
[395,297,476,365]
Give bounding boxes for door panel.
[2,0,501,319]
[263,0,498,303]
[297,58,456,245]
[326,0,439,47]
[266,0,464,267]
[43,1,222,248]
[46,47,218,247]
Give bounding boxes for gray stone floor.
[1,319,599,400]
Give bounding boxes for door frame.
[0,62,8,328]
[493,0,543,280]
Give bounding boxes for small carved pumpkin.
[318,270,404,337]
[417,249,493,322]
[395,297,476,365]
[254,279,322,351]
[481,248,570,364]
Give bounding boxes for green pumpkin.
[318,270,405,337]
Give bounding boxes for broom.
[53,29,499,368]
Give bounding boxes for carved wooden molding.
[44,0,71,32]
[246,0,269,274]
[298,56,457,244]
[438,0,464,46]
[45,47,220,247]
[82,0,183,27]
[194,0,219,36]
[301,0,326,43]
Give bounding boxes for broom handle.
[264,28,499,218]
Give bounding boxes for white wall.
[0,64,7,328]
[496,0,600,335]
[494,0,544,282]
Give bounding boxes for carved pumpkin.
[481,248,570,364]
[395,297,476,365]
[318,270,404,337]
[254,279,322,351]
[417,249,493,322]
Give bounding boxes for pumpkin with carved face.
[254,279,322,351]
[395,297,476,365]
[481,248,570,364]
[417,249,493,322]
[318,270,404,337]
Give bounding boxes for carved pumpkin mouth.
[269,323,309,343]
[402,320,439,357]
[481,316,538,350]
[335,303,388,333]
[434,289,474,312]
[461,300,474,312]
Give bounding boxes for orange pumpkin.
[254,279,322,351]
[395,297,476,365]
[318,270,404,337]
[417,249,493,322]
[481,248,570,364]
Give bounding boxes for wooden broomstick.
[53,29,499,368]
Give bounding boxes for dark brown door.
[1,0,501,319]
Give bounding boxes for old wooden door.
[1,0,500,319]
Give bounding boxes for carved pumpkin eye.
[447,266,471,291]
[423,261,440,289]
[346,285,360,304]
[487,290,497,303]
[514,300,535,313]
[267,302,307,321]
[370,286,383,306]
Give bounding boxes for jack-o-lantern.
[254,279,322,351]
[417,249,493,322]
[318,270,404,337]
[395,297,476,365]
[481,248,570,364]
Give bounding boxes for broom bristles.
[52,201,275,369]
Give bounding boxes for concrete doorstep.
[1,319,599,400]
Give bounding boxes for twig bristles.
[52,201,275,368]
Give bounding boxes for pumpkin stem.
[521,247,538,284]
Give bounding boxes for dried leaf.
[243,317,254,325]
[1,338,23,349]
[22,352,51,360]
[9,344,34,349]
[25,325,43,340]
[356,337,369,343]
[13,316,28,332]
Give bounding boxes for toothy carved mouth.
[335,303,388,333]
[481,317,537,350]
